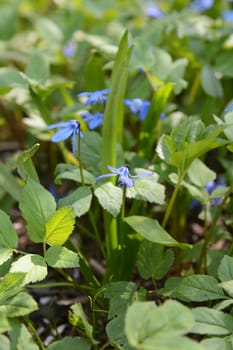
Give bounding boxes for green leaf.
[12,144,40,169]
[10,254,47,285]
[0,273,26,304]
[46,246,79,268]
[0,335,10,349]
[55,163,96,185]
[219,280,233,298]
[218,255,233,282]
[104,281,146,349]
[25,52,50,86]
[0,292,38,317]
[176,275,225,302]
[215,49,233,78]
[126,172,165,204]
[0,248,13,266]
[202,337,233,350]
[0,162,21,202]
[0,317,11,335]
[192,307,233,336]
[201,65,223,98]
[137,241,174,280]
[69,303,97,345]
[19,178,56,242]
[9,321,39,350]
[0,67,26,94]
[45,207,75,246]
[124,216,190,249]
[35,17,63,45]
[47,337,91,350]
[187,159,216,187]
[0,210,18,248]
[58,186,92,217]
[80,132,102,176]
[125,300,203,350]
[94,183,123,217]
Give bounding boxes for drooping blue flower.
[46,120,81,155]
[190,0,213,11]
[77,89,110,106]
[222,10,233,22]
[145,3,164,18]
[205,178,227,206]
[124,98,151,120]
[79,111,104,130]
[224,102,233,113]
[96,165,153,188]
[63,41,77,58]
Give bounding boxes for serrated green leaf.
[219,280,233,298]
[0,292,38,317]
[176,275,225,301]
[124,216,190,249]
[187,159,216,187]
[0,273,26,304]
[125,300,203,350]
[9,321,39,350]
[19,178,56,243]
[55,163,96,185]
[47,337,91,350]
[10,254,47,285]
[0,248,13,266]
[201,336,233,350]
[218,255,233,282]
[192,307,233,336]
[58,186,92,217]
[201,65,223,98]
[94,183,122,217]
[0,210,18,248]
[137,241,174,280]
[45,207,75,246]
[126,172,165,204]
[46,246,79,268]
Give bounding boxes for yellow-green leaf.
[45,207,75,246]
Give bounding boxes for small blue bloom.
[46,119,81,155]
[224,102,233,113]
[78,89,110,106]
[205,178,226,206]
[96,165,153,188]
[63,41,76,58]
[160,112,166,120]
[190,0,213,11]
[79,111,104,130]
[222,10,233,21]
[124,98,151,120]
[145,3,164,18]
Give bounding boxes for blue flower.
[145,3,164,18]
[205,178,226,206]
[124,98,151,120]
[46,120,81,155]
[222,10,233,22]
[224,102,233,113]
[96,165,153,188]
[77,89,110,106]
[63,41,76,58]
[190,0,213,11]
[79,111,104,130]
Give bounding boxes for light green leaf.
[0,162,21,201]
[202,336,233,350]
[219,280,233,298]
[126,172,165,204]
[9,321,39,350]
[10,254,47,285]
[58,186,92,217]
[0,210,18,248]
[25,52,49,86]
[19,178,56,242]
[192,307,233,336]
[46,246,79,268]
[201,65,223,98]
[0,317,11,335]
[187,159,216,187]
[94,183,122,217]
[0,67,26,94]
[0,292,38,317]
[35,17,63,44]
[125,300,203,350]
[0,273,26,304]
[45,207,75,246]
[137,241,174,280]
[55,163,96,185]
[124,216,190,249]
[176,275,225,302]
[218,255,233,282]
[47,337,91,350]
[0,248,13,266]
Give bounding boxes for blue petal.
[96,173,118,181]
[224,102,233,113]
[46,121,72,129]
[118,176,134,188]
[130,172,153,178]
[51,127,73,142]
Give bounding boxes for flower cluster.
[190,0,213,11]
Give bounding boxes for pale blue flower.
[224,102,233,113]
[79,111,104,130]
[190,0,213,11]
[205,178,226,206]
[222,10,233,22]
[46,120,81,155]
[63,41,76,58]
[96,165,153,188]
[78,89,110,106]
[124,98,151,120]
[145,3,164,18]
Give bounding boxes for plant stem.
[24,315,45,350]
[43,241,47,257]
[78,129,85,185]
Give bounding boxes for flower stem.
[24,315,45,350]
[78,129,85,185]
